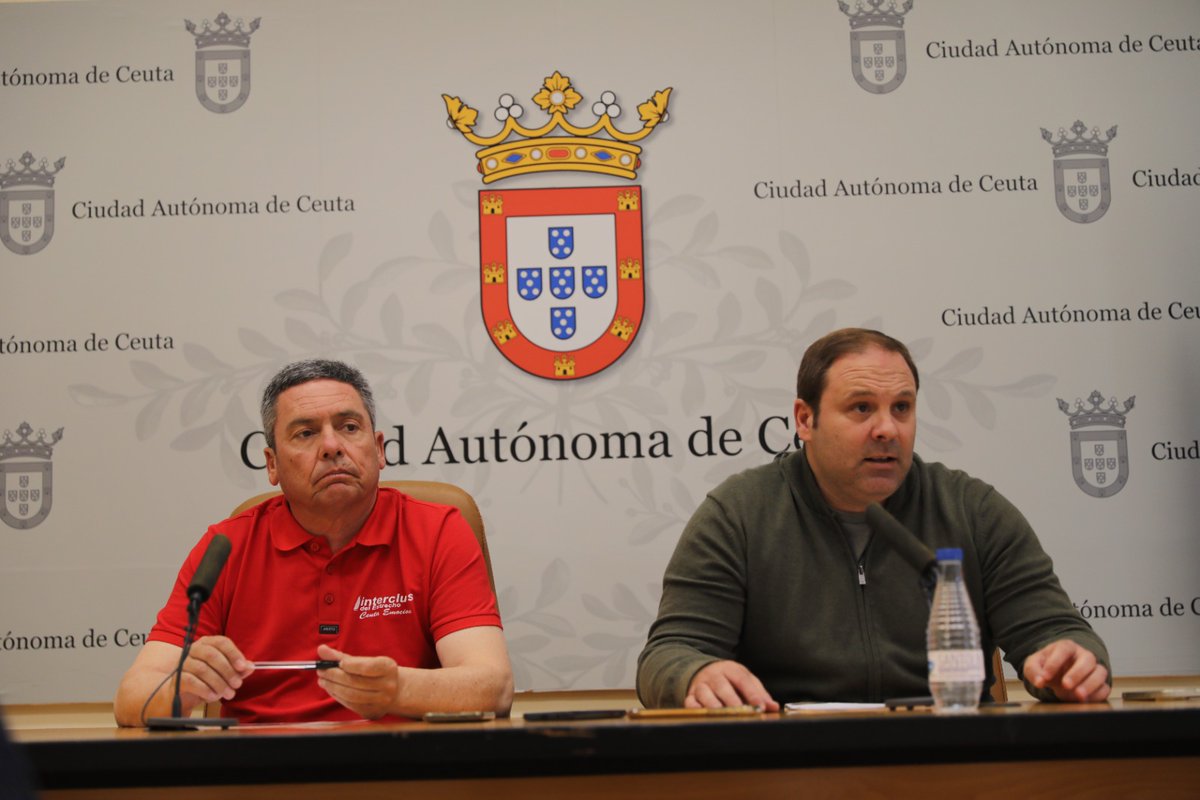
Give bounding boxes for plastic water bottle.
[926,547,984,713]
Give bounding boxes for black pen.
[254,660,339,670]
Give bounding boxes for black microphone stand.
[147,592,238,731]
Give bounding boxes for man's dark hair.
[260,359,376,449]
[795,328,919,423]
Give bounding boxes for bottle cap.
[935,547,963,561]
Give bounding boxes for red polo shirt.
[148,487,500,723]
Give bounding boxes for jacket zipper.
[857,554,883,700]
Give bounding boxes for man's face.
[264,379,385,515]
[793,346,917,512]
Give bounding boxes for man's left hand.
[1022,639,1110,702]
[316,644,400,719]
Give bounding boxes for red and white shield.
[479,186,644,380]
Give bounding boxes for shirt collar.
[266,489,393,552]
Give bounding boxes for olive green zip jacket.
[636,450,1108,707]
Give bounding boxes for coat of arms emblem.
[838,0,913,95]
[443,72,670,379]
[185,11,260,114]
[1,152,65,256]
[1041,120,1117,223]
[1057,390,1134,498]
[1,422,64,529]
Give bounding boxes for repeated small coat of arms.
[1057,390,1134,498]
[838,0,913,94]
[1041,120,1118,224]
[1,422,64,529]
[1,152,65,256]
[185,11,260,114]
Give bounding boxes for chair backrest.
[989,648,1008,703]
[229,479,494,593]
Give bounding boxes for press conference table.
[17,700,1200,799]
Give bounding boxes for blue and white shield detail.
[582,266,607,299]
[516,268,543,300]
[506,214,617,352]
[549,267,575,300]
[551,307,576,340]
[548,227,574,259]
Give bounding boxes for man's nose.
[319,426,343,456]
[871,412,898,440]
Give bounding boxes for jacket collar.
[778,447,924,516]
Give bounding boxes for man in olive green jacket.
[637,328,1110,709]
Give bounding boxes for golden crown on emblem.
[443,71,671,184]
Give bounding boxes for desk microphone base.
[147,717,238,731]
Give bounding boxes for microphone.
[147,534,237,731]
[865,503,938,604]
[187,534,232,605]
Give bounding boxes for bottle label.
[928,649,985,681]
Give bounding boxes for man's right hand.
[685,660,779,711]
[179,635,254,704]
[115,637,254,726]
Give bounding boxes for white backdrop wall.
[1,0,1197,703]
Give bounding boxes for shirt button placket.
[312,540,340,630]
[319,554,340,623]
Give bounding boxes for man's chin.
[312,477,362,497]
[858,470,905,501]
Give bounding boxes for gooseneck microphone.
[147,534,237,731]
[865,503,938,605]
[187,533,232,607]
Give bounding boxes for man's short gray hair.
[260,359,376,449]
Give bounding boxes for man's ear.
[265,446,280,486]
[794,398,816,444]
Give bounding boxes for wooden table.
[15,700,1200,799]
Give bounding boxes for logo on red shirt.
[353,591,414,620]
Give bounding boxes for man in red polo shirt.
[115,360,513,724]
